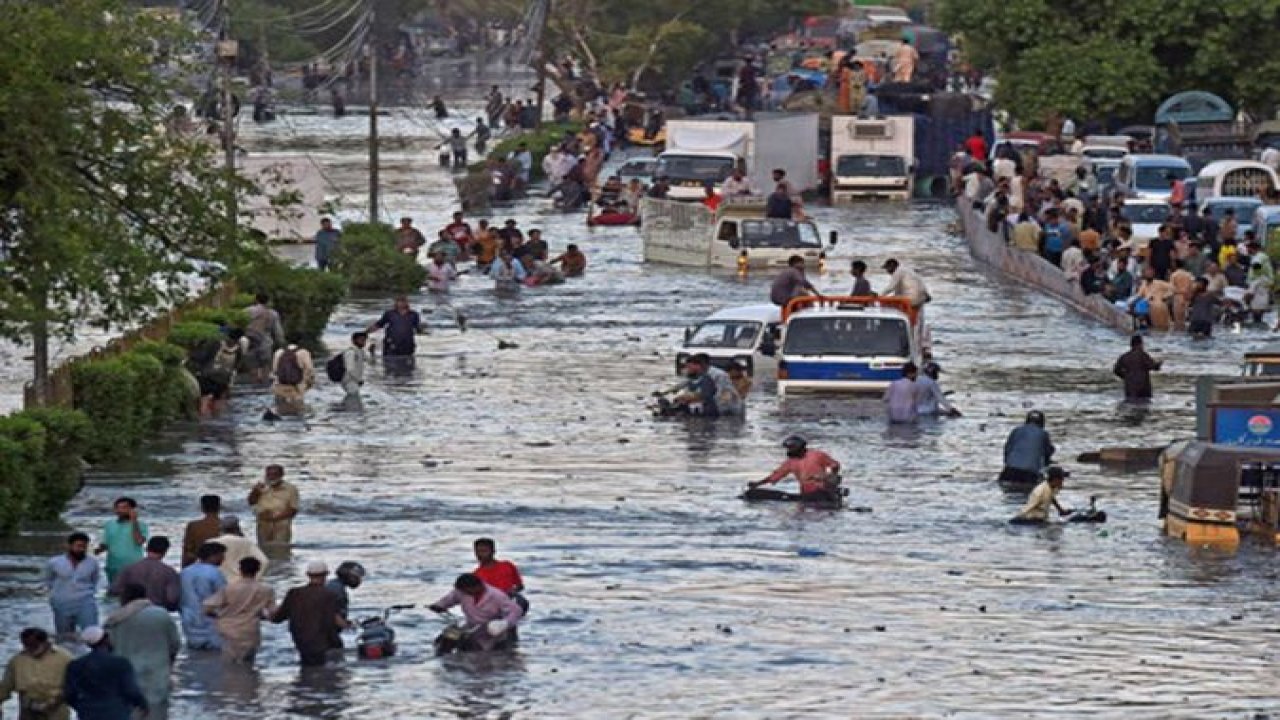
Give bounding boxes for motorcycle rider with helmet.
[325,561,365,621]
[747,436,842,502]
[1000,410,1056,489]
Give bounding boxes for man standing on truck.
[770,256,820,307]
[721,166,758,197]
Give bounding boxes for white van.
[676,304,783,379]
[1113,154,1192,201]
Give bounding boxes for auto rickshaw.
[1161,440,1280,547]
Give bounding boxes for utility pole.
[218,10,236,174]
[217,2,238,222]
[367,3,379,224]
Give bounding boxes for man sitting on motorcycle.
[747,436,842,502]
[666,355,720,418]
[428,573,522,651]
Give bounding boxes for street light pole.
[367,5,379,224]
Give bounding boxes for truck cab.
[711,207,831,269]
[830,115,915,202]
[776,296,922,396]
[654,150,738,201]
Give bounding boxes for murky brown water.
[3,92,1280,719]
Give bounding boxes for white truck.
[830,115,915,202]
[655,114,820,201]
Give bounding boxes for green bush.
[18,408,91,521]
[0,416,43,534]
[167,321,223,353]
[236,256,348,344]
[132,341,198,421]
[184,307,250,330]
[72,348,184,463]
[484,122,583,180]
[329,223,428,293]
[231,292,256,309]
[0,436,35,535]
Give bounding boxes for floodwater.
[4,96,1280,719]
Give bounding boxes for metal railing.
[22,281,240,410]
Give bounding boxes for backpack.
[205,343,241,385]
[325,353,346,383]
[276,349,304,386]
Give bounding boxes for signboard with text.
[1212,406,1280,447]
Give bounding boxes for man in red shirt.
[701,184,723,213]
[443,211,474,260]
[747,436,842,502]
[473,538,527,615]
[963,130,987,164]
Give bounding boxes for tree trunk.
[29,281,49,407]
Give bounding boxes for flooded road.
[3,105,1280,718]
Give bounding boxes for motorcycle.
[356,604,414,660]
[1065,495,1107,523]
[432,611,517,656]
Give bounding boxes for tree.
[0,0,267,399]
[939,0,1280,124]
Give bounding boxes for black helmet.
[1026,410,1045,427]
[335,561,365,589]
[782,436,807,457]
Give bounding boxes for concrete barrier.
[955,200,1134,333]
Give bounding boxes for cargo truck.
[830,115,915,202]
[655,114,820,201]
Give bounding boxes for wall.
[955,200,1134,334]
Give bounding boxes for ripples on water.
[2,100,1280,718]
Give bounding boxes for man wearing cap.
[271,562,350,666]
[208,515,269,583]
[0,628,74,720]
[179,542,227,650]
[1013,467,1072,523]
[63,627,148,720]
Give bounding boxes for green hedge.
[236,256,348,344]
[72,344,192,463]
[13,409,91,521]
[184,307,250,330]
[329,223,428,293]
[0,418,41,535]
[167,321,223,353]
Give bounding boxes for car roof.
[1123,154,1190,166]
[790,306,910,320]
[705,304,782,323]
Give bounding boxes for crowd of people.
[4,469,530,718]
[958,134,1279,338]
[185,211,591,420]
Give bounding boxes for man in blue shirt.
[179,542,227,650]
[367,296,422,357]
[999,410,1056,488]
[314,218,341,271]
[45,532,100,638]
[96,497,147,588]
[1039,207,1071,267]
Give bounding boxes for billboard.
[1212,406,1280,447]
